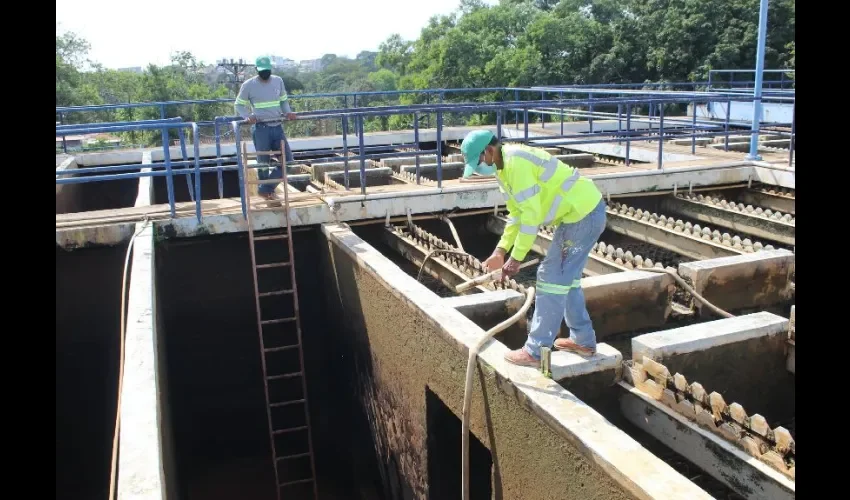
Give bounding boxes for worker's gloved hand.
[285,112,297,121]
[483,251,505,272]
[245,115,257,124]
[502,257,521,277]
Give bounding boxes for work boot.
[553,338,596,357]
[504,349,539,367]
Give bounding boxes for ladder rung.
[258,289,294,298]
[273,425,309,435]
[264,344,299,353]
[270,399,305,408]
[267,371,302,381]
[254,233,288,241]
[279,478,315,488]
[261,317,296,326]
[276,452,312,462]
[256,262,290,269]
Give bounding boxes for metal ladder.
[240,143,318,500]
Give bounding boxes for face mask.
[477,161,496,175]
[258,70,271,80]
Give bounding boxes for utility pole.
[746,0,769,161]
[217,58,252,93]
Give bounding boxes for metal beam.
[619,382,795,500]
[746,0,770,161]
[486,215,625,276]
[659,196,794,246]
[605,210,741,261]
[738,190,795,215]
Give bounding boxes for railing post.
[746,0,770,161]
[617,104,622,144]
[523,108,529,142]
[436,110,443,189]
[540,91,545,128]
[192,123,202,222]
[161,126,176,217]
[657,104,665,170]
[214,121,224,198]
[691,100,697,153]
[496,109,502,142]
[357,115,366,195]
[515,89,520,129]
[588,92,594,133]
[232,123,247,220]
[177,128,194,201]
[725,99,732,152]
[414,112,421,185]
[560,91,565,135]
[60,112,68,153]
[625,104,632,166]
[342,114,350,189]
[788,102,795,168]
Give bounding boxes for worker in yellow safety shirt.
[460,130,607,364]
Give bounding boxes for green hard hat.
[255,56,273,71]
[460,129,496,175]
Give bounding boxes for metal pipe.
[233,123,247,219]
[625,104,632,166]
[788,103,795,168]
[214,121,224,198]
[161,126,176,217]
[192,123,202,221]
[746,0,770,161]
[177,128,194,202]
[436,111,444,188]
[725,100,732,151]
[357,115,366,195]
[342,115,350,189]
[414,112,421,185]
[691,100,697,153]
[657,105,665,170]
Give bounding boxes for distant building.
[270,56,298,70]
[298,59,323,72]
[117,67,144,74]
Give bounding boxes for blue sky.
[57,0,498,68]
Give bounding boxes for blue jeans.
[523,200,607,358]
[251,123,295,195]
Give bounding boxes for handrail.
[55,90,796,223]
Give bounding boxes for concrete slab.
[551,343,621,381]
[632,312,790,363]
[381,155,438,170]
[399,162,465,179]
[620,383,795,500]
[442,289,525,315]
[678,249,795,315]
[660,195,795,246]
[308,159,377,180]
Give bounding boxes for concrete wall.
[56,243,128,499]
[632,312,794,421]
[318,222,713,500]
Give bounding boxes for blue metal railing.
[56,90,795,224]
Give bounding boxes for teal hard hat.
[460,129,496,176]
[255,56,273,71]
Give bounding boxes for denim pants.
[251,123,295,195]
[523,200,607,358]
